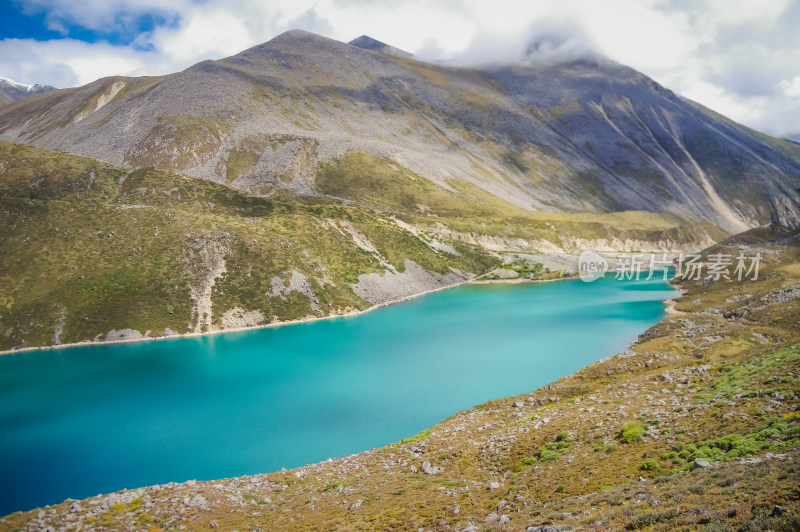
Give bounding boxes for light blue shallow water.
[0,276,677,514]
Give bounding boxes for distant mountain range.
[0,76,57,107]
[0,29,798,233]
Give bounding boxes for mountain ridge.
[0,29,799,234]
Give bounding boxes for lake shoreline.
[0,267,679,357]
[0,271,680,516]
[2,248,688,357]
[0,270,674,357]
[3,275,561,357]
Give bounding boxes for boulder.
[421,460,443,475]
[693,458,712,469]
[770,505,787,517]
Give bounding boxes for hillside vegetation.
[0,142,723,351]
[0,142,495,350]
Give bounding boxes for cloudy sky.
[1,0,799,140]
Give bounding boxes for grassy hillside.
[0,142,498,350]
[1,143,725,351]
[316,151,728,249]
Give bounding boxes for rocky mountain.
[0,29,799,234]
[0,76,57,106]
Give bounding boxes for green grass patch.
[620,422,646,443]
[401,428,432,445]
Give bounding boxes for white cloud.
[781,76,800,98]
[150,8,253,64]
[1,0,799,139]
[0,38,148,87]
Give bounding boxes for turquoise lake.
[0,276,678,514]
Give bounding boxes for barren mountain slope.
[1,30,799,232]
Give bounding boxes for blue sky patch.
[0,2,178,48]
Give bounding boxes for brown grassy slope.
[3,227,799,531]
[0,142,499,350]
[0,142,723,351]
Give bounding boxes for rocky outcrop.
[184,235,231,333]
[351,260,471,305]
[220,307,265,329]
[266,270,322,314]
[104,329,146,342]
[559,235,718,253]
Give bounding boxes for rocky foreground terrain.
[4,227,798,530]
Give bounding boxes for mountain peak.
[2,29,799,234]
[231,29,349,62]
[270,28,320,42]
[349,35,412,57]
[0,76,57,104]
[0,76,33,91]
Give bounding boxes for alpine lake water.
[0,274,679,514]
